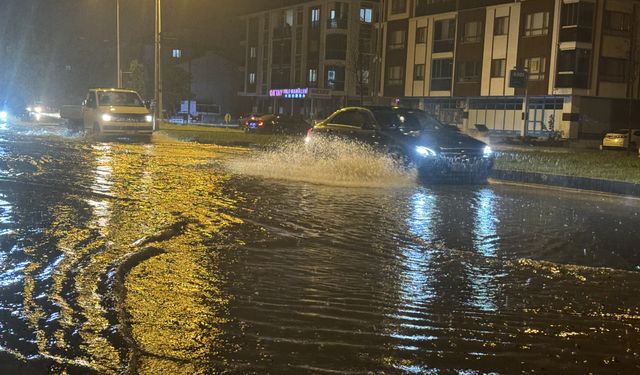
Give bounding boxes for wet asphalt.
[0,122,639,374]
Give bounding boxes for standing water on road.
[0,125,638,374]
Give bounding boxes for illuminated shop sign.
[269,88,309,98]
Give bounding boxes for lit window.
[249,47,257,58]
[308,68,318,83]
[172,49,182,58]
[311,8,320,23]
[523,57,547,80]
[249,72,256,84]
[360,8,373,23]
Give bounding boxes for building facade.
[381,0,640,139]
[238,0,381,119]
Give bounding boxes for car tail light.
[305,127,313,143]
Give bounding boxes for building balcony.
[327,18,348,30]
[555,73,589,89]
[433,39,454,53]
[273,26,292,39]
[559,27,593,44]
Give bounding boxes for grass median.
[495,149,640,184]
[158,123,301,147]
[159,124,640,184]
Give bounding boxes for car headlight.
[483,146,493,157]
[416,146,437,157]
[0,111,7,121]
[101,113,113,122]
[145,115,153,122]
[34,106,42,113]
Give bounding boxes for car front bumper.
[101,123,153,135]
[417,156,494,177]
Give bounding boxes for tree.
[163,64,193,115]
[123,59,146,97]
[347,35,374,106]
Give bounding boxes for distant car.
[244,114,311,135]
[307,106,494,182]
[601,129,640,150]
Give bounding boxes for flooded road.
[0,123,639,374]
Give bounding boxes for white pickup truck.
[60,88,153,136]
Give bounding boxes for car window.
[86,92,97,108]
[331,110,365,127]
[97,91,143,107]
[634,131,640,136]
[371,109,445,132]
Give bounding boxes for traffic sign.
[509,70,529,89]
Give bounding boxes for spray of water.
[227,137,416,188]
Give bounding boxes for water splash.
[227,138,416,188]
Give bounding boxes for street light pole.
[154,0,163,129]
[116,0,122,88]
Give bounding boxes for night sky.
[0,0,307,104]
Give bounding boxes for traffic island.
[493,150,640,197]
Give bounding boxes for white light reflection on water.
[469,188,499,312]
[89,144,113,233]
[389,190,438,373]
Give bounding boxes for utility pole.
[116,0,122,88]
[154,0,163,130]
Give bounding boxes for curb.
[491,170,640,197]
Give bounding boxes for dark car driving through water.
[244,114,311,135]
[306,106,494,182]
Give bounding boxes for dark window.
[457,61,481,83]
[414,64,425,80]
[560,2,594,42]
[604,11,631,33]
[431,59,453,91]
[490,59,506,77]
[325,34,347,60]
[387,65,404,86]
[388,30,406,50]
[416,27,427,44]
[600,57,627,83]
[331,110,367,126]
[461,21,483,43]
[433,19,455,52]
[494,16,509,36]
[524,12,550,36]
[556,49,591,88]
[391,0,406,14]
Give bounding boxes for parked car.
[244,114,311,134]
[601,129,640,150]
[306,106,494,182]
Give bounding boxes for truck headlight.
[0,111,7,121]
[101,113,113,122]
[483,146,493,157]
[416,146,437,157]
[145,115,153,122]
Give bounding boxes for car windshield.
[97,92,144,107]
[370,109,449,132]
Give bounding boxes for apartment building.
[381,0,640,139]
[238,0,380,118]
